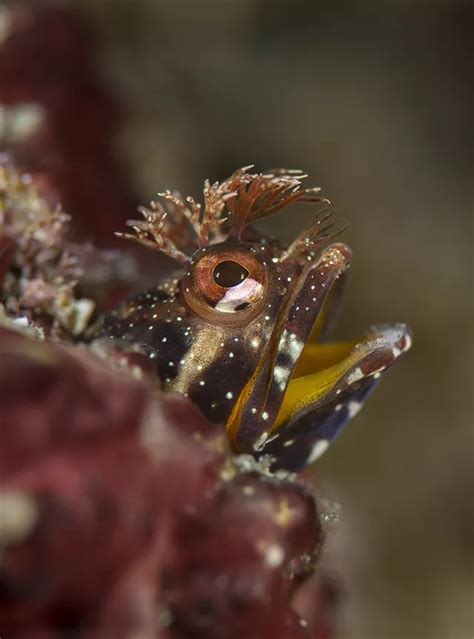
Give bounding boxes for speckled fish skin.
[93,167,412,470]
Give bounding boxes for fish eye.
[183,246,268,325]
[213,261,249,288]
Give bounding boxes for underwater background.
[4,1,472,637]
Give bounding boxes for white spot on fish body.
[347,400,363,418]
[403,332,412,351]
[253,431,269,451]
[307,439,330,464]
[347,367,364,385]
[273,365,290,386]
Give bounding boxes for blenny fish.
[93,167,412,471]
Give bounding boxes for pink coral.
[0,326,329,638]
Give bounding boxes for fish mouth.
[226,242,412,456]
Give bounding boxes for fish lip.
[227,242,352,453]
[261,322,413,470]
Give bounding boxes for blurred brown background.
[4,1,473,637]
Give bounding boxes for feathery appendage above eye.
[114,167,346,264]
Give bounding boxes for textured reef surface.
[0,159,337,638]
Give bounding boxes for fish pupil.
[213,261,249,288]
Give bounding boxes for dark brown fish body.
[95,168,412,470]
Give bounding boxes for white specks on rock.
[0,490,39,546]
[262,543,285,568]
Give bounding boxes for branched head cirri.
[94,167,412,471]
